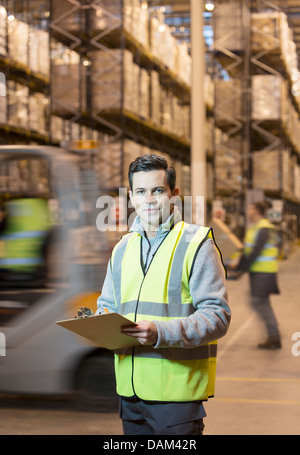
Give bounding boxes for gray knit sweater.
[97,209,231,349]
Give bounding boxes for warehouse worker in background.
[97,154,231,435]
[234,201,281,349]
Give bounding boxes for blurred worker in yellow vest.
[0,197,51,285]
[236,201,281,349]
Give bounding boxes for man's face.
[129,170,179,232]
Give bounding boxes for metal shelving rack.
[0,0,52,145]
[0,0,192,191]
[50,0,126,190]
[210,0,249,236]
[210,0,300,243]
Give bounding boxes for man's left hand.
[121,320,158,345]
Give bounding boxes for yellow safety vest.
[244,218,279,273]
[110,221,220,402]
[0,198,50,273]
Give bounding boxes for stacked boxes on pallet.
[0,6,6,56]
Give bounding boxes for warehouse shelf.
[52,29,191,104]
[50,25,191,104]
[49,106,190,163]
[0,124,54,145]
[124,30,191,104]
[101,108,190,162]
[211,0,300,245]
[0,1,194,192]
[0,56,50,92]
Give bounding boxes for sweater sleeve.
[153,239,231,348]
[95,260,118,314]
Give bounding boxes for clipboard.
[56,312,140,350]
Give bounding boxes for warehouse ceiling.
[147,0,300,69]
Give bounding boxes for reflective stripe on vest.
[110,221,219,402]
[244,218,279,273]
[0,257,43,266]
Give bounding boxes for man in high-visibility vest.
[97,154,231,435]
[235,201,281,349]
[0,197,51,281]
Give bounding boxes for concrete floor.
[0,247,299,435]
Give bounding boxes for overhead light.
[8,14,15,21]
[205,2,215,11]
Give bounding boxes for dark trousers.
[120,397,205,435]
[250,296,280,339]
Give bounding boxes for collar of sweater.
[129,206,182,240]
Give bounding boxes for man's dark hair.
[253,201,271,216]
[128,154,176,192]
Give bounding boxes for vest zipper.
[131,271,146,397]
[131,235,148,397]
[131,231,172,398]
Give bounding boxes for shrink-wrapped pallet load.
[51,0,81,33]
[7,81,28,129]
[8,18,29,66]
[251,12,282,53]
[91,49,139,113]
[215,152,242,191]
[160,89,173,132]
[173,97,183,138]
[150,71,161,126]
[139,68,150,120]
[160,25,177,72]
[294,165,300,200]
[215,79,242,123]
[251,12,299,81]
[251,75,282,120]
[149,10,165,61]
[252,150,280,192]
[214,3,243,51]
[50,116,64,143]
[123,0,133,33]
[100,140,122,188]
[29,28,50,77]
[0,73,6,124]
[182,165,191,197]
[207,162,214,201]
[176,42,191,86]
[0,6,7,56]
[51,44,80,113]
[204,74,214,111]
[131,0,149,48]
[123,139,143,183]
[29,93,48,135]
[282,150,292,196]
[181,105,191,139]
[92,0,132,33]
